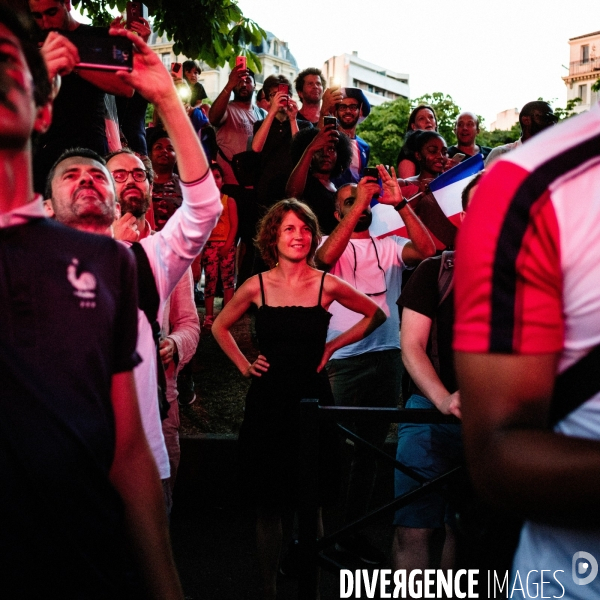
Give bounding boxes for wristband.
[394,198,408,211]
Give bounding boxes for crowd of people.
[2,1,600,599]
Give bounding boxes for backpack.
[429,250,455,376]
[129,242,170,420]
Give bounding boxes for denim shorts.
[393,394,463,528]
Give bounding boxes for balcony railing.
[569,57,600,76]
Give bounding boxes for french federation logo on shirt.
[67,258,96,308]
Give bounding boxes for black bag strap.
[130,242,170,420]
[438,251,455,306]
[430,251,455,375]
[549,344,600,427]
[217,146,232,164]
[130,242,159,324]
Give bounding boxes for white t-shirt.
[323,235,409,359]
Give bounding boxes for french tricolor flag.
[369,154,484,240]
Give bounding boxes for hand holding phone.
[277,83,289,106]
[126,1,143,25]
[63,30,133,72]
[235,56,247,71]
[363,167,382,199]
[323,115,338,129]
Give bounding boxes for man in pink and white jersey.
[454,102,600,599]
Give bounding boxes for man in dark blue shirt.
[0,8,183,598]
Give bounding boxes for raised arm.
[317,274,385,371]
[315,177,380,270]
[110,28,209,181]
[212,277,270,378]
[251,92,283,153]
[113,28,220,296]
[376,165,435,266]
[39,31,133,97]
[316,87,343,129]
[285,125,338,198]
[109,371,183,600]
[208,65,244,126]
[401,308,460,418]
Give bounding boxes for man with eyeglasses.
[316,166,435,565]
[106,146,200,509]
[45,27,221,513]
[332,88,371,187]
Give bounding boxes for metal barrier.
[297,399,461,600]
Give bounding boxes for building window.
[273,41,279,56]
[272,65,280,74]
[161,53,171,68]
[579,84,588,104]
[582,44,590,63]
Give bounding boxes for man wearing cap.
[485,101,558,166]
[332,88,371,187]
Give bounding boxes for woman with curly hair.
[213,198,385,600]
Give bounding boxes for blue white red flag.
[369,153,484,239]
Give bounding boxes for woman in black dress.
[213,199,385,600]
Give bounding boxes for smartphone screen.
[126,1,142,24]
[323,116,338,129]
[363,167,382,199]
[277,83,289,105]
[235,56,247,71]
[64,30,133,72]
[171,62,182,74]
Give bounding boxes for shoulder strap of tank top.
[317,271,326,306]
[258,272,266,306]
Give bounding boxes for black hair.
[0,6,51,107]
[294,68,325,96]
[146,127,170,154]
[461,172,483,211]
[397,129,443,166]
[519,101,556,127]
[290,127,353,179]
[210,162,224,178]
[182,60,201,75]
[262,74,291,100]
[412,130,446,155]
[45,147,107,199]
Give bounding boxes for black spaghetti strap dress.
[237,271,339,507]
